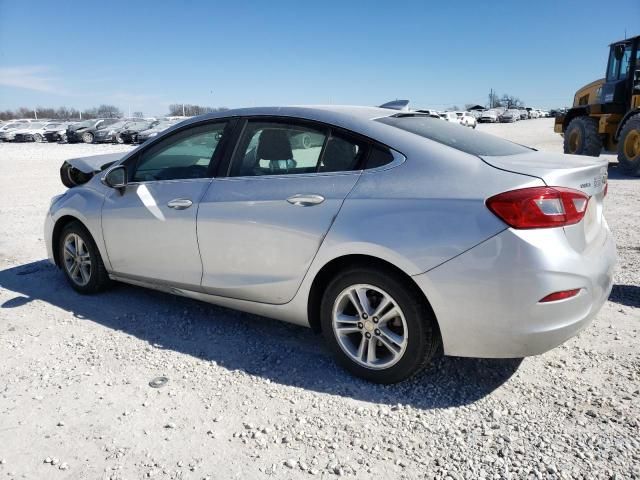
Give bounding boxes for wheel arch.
[306,254,441,340]
[51,215,88,268]
[615,109,640,141]
[562,106,590,131]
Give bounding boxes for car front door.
[197,118,368,304]
[101,120,229,288]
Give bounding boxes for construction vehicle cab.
[555,35,640,176]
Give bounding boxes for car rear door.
[101,120,230,288]
[197,118,368,304]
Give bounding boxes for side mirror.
[101,165,127,189]
[614,44,625,60]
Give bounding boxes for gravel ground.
[0,119,638,479]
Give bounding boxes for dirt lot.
[1,119,638,479]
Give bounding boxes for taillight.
[486,187,590,229]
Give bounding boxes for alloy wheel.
[331,284,408,370]
[63,233,92,286]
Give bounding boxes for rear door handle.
[286,194,325,206]
[167,198,193,210]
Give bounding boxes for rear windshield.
[376,116,531,156]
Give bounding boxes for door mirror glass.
[102,165,127,188]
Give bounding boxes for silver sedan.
[45,106,616,383]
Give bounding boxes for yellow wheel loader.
[555,35,640,176]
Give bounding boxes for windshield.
[376,116,532,156]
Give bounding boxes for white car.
[527,108,540,119]
[2,122,49,142]
[456,112,477,128]
[479,110,499,123]
[14,121,67,142]
[440,112,463,124]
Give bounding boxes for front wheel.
[58,222,111,294]
[320,266,440,384]
[33,133,43,142]
[82,132,94,143]
[617,114,640,177]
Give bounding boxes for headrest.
[321,137,357,172]
[256,129,293,161]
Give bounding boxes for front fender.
[48,185,110,270]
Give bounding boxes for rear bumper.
[414,224,616,358]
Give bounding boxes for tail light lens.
[486,187,590,229]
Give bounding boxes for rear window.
[376,116,531,156]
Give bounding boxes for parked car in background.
[47,106,615,384]
[44,122,75,143]
[135,119,182,143]
[0,121,31,141]
[67,119,120,144]
[519,109,528,120]
[440,112,463,124]
[5,122,49,141]
[499,109,520,123]
[467,110,484,120]
[526,108,539,119]
[14,121,69,142]
[93,120,136,144]
[117,120,158,144]
[478,110,499,123]
[455,112,477,128]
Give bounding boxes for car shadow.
[609,284,640,308]
[0,260,523,410]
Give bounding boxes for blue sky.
[0,0,638,116]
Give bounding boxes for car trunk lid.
[481,151,609,252]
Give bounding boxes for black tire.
[320,265,440,384]
[617,114,640,177]
[33,133,43,143]
[563,116,602,156]
[58,221,111,294]
[82,131,94,143]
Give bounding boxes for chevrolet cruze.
[45,106,616,383]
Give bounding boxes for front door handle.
[167,198,193,210]
[286,194,325,206]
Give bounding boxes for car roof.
[183,105,394,126]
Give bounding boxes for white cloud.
[0,65,65,93]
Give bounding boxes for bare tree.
[95,104,122,118]
[499,94,524,109]
[168,104,229,117]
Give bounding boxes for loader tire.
[564,116,602,157]
[617,114,640,177]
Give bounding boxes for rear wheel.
[58,222,111,294]
[563,116,602,156]
[320,266,440,384]
[617,114,640,177]
[82,132,94,143]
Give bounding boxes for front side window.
[131,122,226,182]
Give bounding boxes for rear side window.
[376,116,531,156]
[366,146,395,169]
